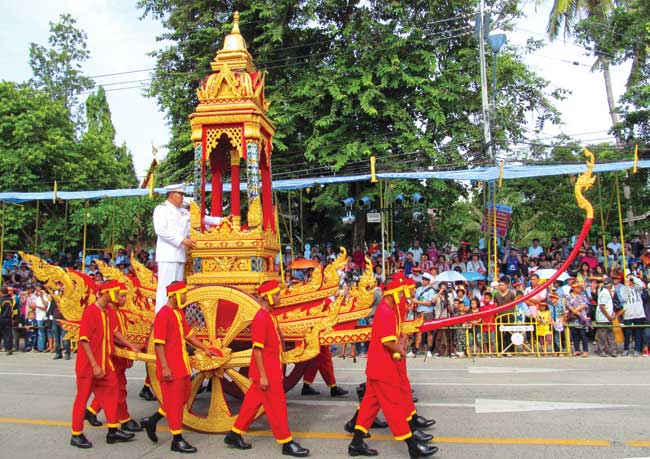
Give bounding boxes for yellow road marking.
[0,417,643,447]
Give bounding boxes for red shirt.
[153,305,194,379]
[107,306,130,368]
[249,308,284,385]
[366,300,400,384]
[480,301,497,332]
[76,303,115,377]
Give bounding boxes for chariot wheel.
[146,285,262,433]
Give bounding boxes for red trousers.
[89,364,130,423]
[72,372,118,434]
[303,345,336,386]
[355,379,412,440]
[233,380,292,444]
[159,376,191,434]
[397,360,417,421]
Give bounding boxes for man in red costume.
[301,344,348,396]
[140,281,216,453]
[86,282,143,432]
[70,280,136,449]
[346,277,438,458]
[224,279,310,457]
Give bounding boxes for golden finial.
[221,10,247,53]
[232,11,240,34]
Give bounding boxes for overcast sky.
[0,1,631,184]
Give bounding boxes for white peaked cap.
[164,183,186,193]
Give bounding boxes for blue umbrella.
[462,271,486,282]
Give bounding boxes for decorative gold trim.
[575,148,596,219]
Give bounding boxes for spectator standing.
[408,240,423,265]
[409,273,437,358]
[595,279,617,357]
[0,287,14,354]
[607,235,622,256]
[620,276,645,356]
[466,253,486,276]
[31,286,51,352]
[566,279,591,357]
[502,249,522,277]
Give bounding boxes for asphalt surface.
[0,351,649,459]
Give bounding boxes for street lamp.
[486,29,507,122]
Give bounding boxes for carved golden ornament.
[322,247,348,289]
[320,327,372,345]
[575,148,596,219]
[285,265,323,296]
[205,126,243,161]
[129,256,157,296]
[404,315,424,336]
[247,196,262,228]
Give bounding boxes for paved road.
[0,352,649,458]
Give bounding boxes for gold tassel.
[633,144,638,174]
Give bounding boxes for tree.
[28,13,94,111]
[139,0,564,247]
[543,0,624,140]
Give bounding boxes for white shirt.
[409,247,423,264]
[153,200,190,263]
[596,288,613,322]
[528,245,544,258]
[33,295,49,321]
[621,286,645,320]
[607,242,622,255]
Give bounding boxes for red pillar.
[260,151,274,231]
[210,154,224,217]
[231,152,241,221]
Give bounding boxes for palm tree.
[544,0,623,143]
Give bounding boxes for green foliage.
[28,13,94,110]
[139,0,564,247]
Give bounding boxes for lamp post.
[486,29,507,159]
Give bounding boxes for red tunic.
[76,303,115,377]
[153,305,194,379]
[366,300,400,384]
[107,306,131,368]
[249,308,283,385]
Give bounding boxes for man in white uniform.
[153,184,195,313]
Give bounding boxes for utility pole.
[478,0,493,165]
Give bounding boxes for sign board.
[480,203,513,238]
[367,212,381,223]
[499,325,534,332]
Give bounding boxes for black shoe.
[140,417,158,443]
[70,434,93,449]
[344,419,371,438]
[53,353,63,360]
[106,429,135,444]
[121,419,143,432]
[64,353,71,360]
[171,438,197,453]
[412,396,419,403]
[85,409,102,427]
[413,415,436,429]
[301,384,320,396]
[7,350,13,355]
[282,440,310,457]
[356,384,366,401]
[139,386,156,401]
[406,437,438,458]
[412,429,434,443]
[330,386,348,397]
[371,417,388,429]
[224,431,252,449]
[348,441,379,456]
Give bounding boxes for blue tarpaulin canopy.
[0,160,647,203]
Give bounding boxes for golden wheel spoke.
[221,313,252,348]
[208,376,231,417]
[186,372,207,408]
[223,349,252,368]
[225,368,252,393]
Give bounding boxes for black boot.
[371,417,388,429]
[344,411,370,438]
[85,409,102,427]
[139,385,156,401]
[301,383,320,396]
[224,431,251,450]
[121,419,143,432]
[330,385,348,397]
[171,436,197,453]
[356,383,366,401]
[106,428,135,444]
[53,353,62,360]
[70,433,93,449]
[348,427,378,456]
[141,415,160,443]
[406,436,438,458]
[282,440,310,457]
[411,428,433,443]
[412,414,436,429]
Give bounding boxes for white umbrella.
[534,269,569,282]
[436,270,467,283]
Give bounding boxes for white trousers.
[156,262,185,313]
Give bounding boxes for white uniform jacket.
[153,201,190,263]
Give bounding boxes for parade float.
[20,12,596,433]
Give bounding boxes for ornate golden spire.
[212,11,254,72]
